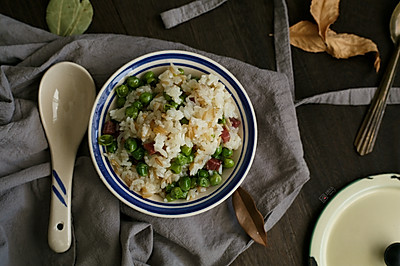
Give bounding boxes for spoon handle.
[48,151,75,253]
[354,42,400,155]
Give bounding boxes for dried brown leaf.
[325,29,381,72]
[310,0,340,40]
[289,0,380,72]
[232,186,267,246]
[289,21,327,53]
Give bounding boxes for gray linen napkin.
[0,3,310,266]
[160,0,228,29]
[295,87,400,107]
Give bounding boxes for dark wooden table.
[2,0,400,265]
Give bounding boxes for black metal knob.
[385,243,400,266]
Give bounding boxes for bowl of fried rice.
[88,50,257,217]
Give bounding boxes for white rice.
[104,64,242,200]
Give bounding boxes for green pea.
[125,105,139,119]
[116,84,129,98]
[175,153,188,166]
[143,71,155,81]
[212,145,223,157]
[170,187,184,199]
[181,190,188,199]
[179,94,186,104]
[164,102,179,111]
[180,117,189,124]
[179,176,191,191]
[170,162,182,174]
[190,177,198,188]
[126,76,141,89]
[139,92,153,105]
[198,176,210,187]
[165,182,176,193]
[218,117,226,124]
[163,92,172,101]
[210,172,222,186]
[146,77,156,85]
[170,101,179,109]
[178,68,184,75]
[223,158,235,168]
[98,134,114,146]
[106,141,118,153]
[124,138,137,153]
[186,154,194,163]
[116,96,126,108]
[136,162,149,176]
[139,79,145,87]
[165,194,175,202]
[132,100,143,110]
[197,169,209,178]
[181,145,192,156]
[131,147,145,161]
[164,104,171,111]
[221,148,233,158]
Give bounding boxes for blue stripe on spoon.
[52,185,67,207]
[53,169,67,195]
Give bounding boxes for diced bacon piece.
[220,127,230,143]
[206,158,222,171]
[103,121,117,135]
[143,142,157,155]
[229,117,241,128]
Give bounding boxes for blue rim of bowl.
[89,50,257,217]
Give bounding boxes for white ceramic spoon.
[38,62,96,253]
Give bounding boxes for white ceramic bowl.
[88,50,257,217]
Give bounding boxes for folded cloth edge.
[295,87,400,107]
[160,0,228,29]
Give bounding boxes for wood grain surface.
[1,0,400,265]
